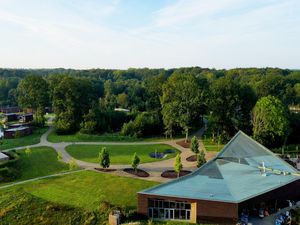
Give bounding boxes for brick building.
[137,131,300,224]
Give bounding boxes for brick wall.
[137,193,238,224]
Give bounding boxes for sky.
[0,0,299,69]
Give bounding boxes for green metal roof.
[139,131,300,203]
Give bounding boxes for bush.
[121,112,163,138]
[131,153,140,171]
[0,167,21,182]
[190,136,199,154]
[99,147,110,169]
[197,150,206,168]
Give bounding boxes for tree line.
[1,67,299,147]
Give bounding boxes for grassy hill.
[0,146,70,185]
[0,171,158,224]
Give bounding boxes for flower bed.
[161,170,191,178]
[123,168,150,177]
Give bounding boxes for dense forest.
[0,67,299,147]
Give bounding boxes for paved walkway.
[3,119,213,182]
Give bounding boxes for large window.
[148,199,191,221]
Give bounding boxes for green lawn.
[0,189,100,225]
[0,127,48,150]
[201,134,224,152]
[1,146,69,185]
[48,129,183,143]
[204,145,225,152]
[66,144,179,164]
[7,170,158,211]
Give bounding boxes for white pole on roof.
[262,162,266,176]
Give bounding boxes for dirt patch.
[176,139,190,148]
[123,168,150,177]
[94,168,117,172]
[161,170,191,178]
[186,155,197,162]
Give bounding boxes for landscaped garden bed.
[94,168,117,172]
[161,170,191,178]
[186,155,197,162]
[123,168,150,177]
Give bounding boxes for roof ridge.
[214,159,239,201]
[238,130,299,173]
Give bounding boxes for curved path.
[4,122,212,182]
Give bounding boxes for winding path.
[4,120,214,182]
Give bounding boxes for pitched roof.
[0,152,9,160]
[139,131,300,203]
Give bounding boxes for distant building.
[3,113,18,122]
[4,126,32,139]
[19,113,34,123]
[138,131,300,224]
[114,108,130,112]
[0,106,21,114]
[0,152,9,162]
[289,105,300,114]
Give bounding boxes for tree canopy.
[252,96,289,147]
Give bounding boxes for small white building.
[0,152,9,162]
[114,108,130,112]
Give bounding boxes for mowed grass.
[47,129,184,143]
[13,170,159,211]
[201,136,224,152]
[1,146,69,184]
[66,144,179,164]
[0,127,48,150]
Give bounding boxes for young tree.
[131,152,140,172]
[252,96,289,147]
[190,136,199,154]
[69,158,78,170]
[197,150,206,168]
[25,146,32,156]
[99,147,110,169]
[57,152,63,161]
[174,154,183,177]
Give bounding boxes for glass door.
[169,209,174,220]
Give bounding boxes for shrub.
[197,150,206,168]
[69,158,78,170]
[99,147,110,168]
[190,136,199,154]
[121,112,163,138]
[131,153,140,172]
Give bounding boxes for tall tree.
[161,74,206,141]
[252,96,289,147]
[209,76,255,141]
[53,77,97,134]
[17,75,49,127]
